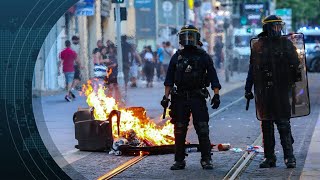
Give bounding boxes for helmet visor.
[264,21,286,36]
[179,31,198,46]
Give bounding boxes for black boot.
[276,119,296,168]
[194,122,213,170]
[170,160,186,170]
[200,159,213,169]
[285,157,296,168]
[259,154,277,168]
[260,121,276,168]
[172,123,187,170]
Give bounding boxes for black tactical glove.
[161,95,170,109]
[245,91,254,100]
[211,94,220,109]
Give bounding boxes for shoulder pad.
[195,47,206,54]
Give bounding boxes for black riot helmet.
[178,25,201,47]
[262,15,286,37]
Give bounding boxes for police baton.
[162,107,167,119]
[246,99,250,111]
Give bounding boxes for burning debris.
[74,79,176,155]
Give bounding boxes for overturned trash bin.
[73,108,120,152]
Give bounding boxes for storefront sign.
[75,0,95,16]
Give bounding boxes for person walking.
[121,35,133,93]
[161,25,221,170]
[143,46,155,88]
[59,40,81,102]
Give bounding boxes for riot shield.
[250,33,310,120]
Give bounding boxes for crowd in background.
[59,34,177,102]
[92,36,177,91]
[90,37,178,103]
[59,34,224,103]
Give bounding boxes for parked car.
[306,50,320,72]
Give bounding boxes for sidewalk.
[300,112,320,179]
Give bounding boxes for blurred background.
[32,0,320,94]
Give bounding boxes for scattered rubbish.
[186,147,198,153]
[246,145,264,153]
[218,143,231,151]
[109,138,129,156]
[230,148,243,153]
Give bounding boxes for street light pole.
[184,0,188,25]
[115,3,124,87]
[224,0,232,82]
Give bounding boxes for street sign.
[134,0,153,8]
[112,0,124,3]
[75,0,95,16]
[162,1,173,12]
[241,3,265,26]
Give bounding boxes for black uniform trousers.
[261,118,295,160]
[171,93,211,162]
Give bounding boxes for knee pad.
[194,122,209,137]
[275,120,291,133]
[174,122,188,134]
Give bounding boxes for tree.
[276,0,320,30]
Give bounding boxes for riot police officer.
[245,15,310,168]
[161,25,221,170]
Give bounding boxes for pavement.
[33,69,320,179]
[300,112,320,179]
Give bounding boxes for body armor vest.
[174,52,208,90]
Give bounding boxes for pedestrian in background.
[139,46,148,81]
[71,35,82,93]
[162,41,173,77]
[97,40,103,51]
[105,44,122,103]
[92,47,106,80]
[213,36,224,69]
[156,43,164,81]
[59,40,81,102]
[129,44,142,88]
[121,35,133,93]
[143,46,155,88]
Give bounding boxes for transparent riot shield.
[250,33,310,120]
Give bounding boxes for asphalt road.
[34,72,320,180]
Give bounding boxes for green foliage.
[276,0,320,30]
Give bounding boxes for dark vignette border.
[0,0,86,179]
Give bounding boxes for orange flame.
[81,80,174,146]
